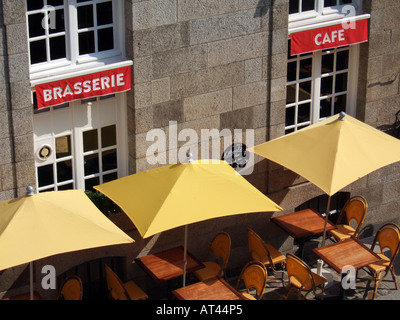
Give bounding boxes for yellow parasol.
[0,188,134,299]
[249,112,400,245]
[94,155,282,286]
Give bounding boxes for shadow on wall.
[254,0,271,17]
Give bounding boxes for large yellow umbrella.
[249,112,400,245]
[0,188,134,298]
[94,156,282,286]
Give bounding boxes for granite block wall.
[0,0,35,201]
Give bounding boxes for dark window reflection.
[57,160,73,182]
[98,27,114,51]
[84,154,99,175]
[38,165,54,187]
[79,31,95,55]
[102,149,117,171]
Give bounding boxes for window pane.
[103,172,118,184]
[286,107,295,127]
[83,129,98,152]
[287,61,297,82]
[334,94,347,114]
[340,0,353,4]
[77,4,94,29]
[84,154,99,175]
[302,0,315,11]
[27,0,44,11]
[320,98,332,118]
[102,149,117,171]
[322,53,334,73]
[98,27,114,52]
[57,160,73,182]
[30,40,47,64]
[85,177,100,192]
[49,9,65,34]
[48,0,64,6]
[336,50,349,71]
[28,13,45,38]
[38,164,54,187]
[321,76,333,95]
[79,31,95,54]
[50,36,66,60]
[298,102,311,123]
[324,0,337,7]
[286,85,296,104]
[97,1,113,26]
[289,0,299,14]
[299,58,312,79]
[101,125,116,148]
[56,135,71,158]
[58,183,73,191]
[299,81,311,101]
[335,73,348,93]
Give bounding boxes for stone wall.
[126,0,288,185]
[0,0,35,201]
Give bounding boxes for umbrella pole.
[321,196,331,247]
[30,262,34,300]
[183,225,188,287]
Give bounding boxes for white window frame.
[285,43,359,133]
[289,0,363,28]
[26,0,126,80]
[34,93,128,192]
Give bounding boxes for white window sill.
[289,12,370,34]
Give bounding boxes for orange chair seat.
[241,292,257,300]
[194,261,221,281]
[329,224,355,241]
[124,280,149,300]
[252,243,286,266]
[289,271,327,291]
[366,253,391,275]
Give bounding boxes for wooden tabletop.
[312,238,382,273]
[172,278,246,300]
[135,246,204,282]
[271,208,336,239]
[2,291,43,300]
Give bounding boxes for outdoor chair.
[235,261,267,300]
[329,195,367,242]
[58,275,83,300]
[247,228,286,287]
[104,264,148,300]
[284,253,327,300]
[357,223,400,299]
[193,231,231,281]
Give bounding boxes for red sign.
[290,19,368,55]
[35,66,131,109]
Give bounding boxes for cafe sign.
[290,18,368,55]
[35,66,131,109]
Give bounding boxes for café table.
[2,291,43,300]
[271,208,336,259]
[135,246,204,283]
[312,238,382,299]
[135,246,204,298]
[171,277,246,300]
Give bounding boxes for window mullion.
[67,1,79,64]
[312,50,322,123]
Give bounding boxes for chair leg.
[283,284,294,300]
[391,267,398,290]
[372,274,382,300]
